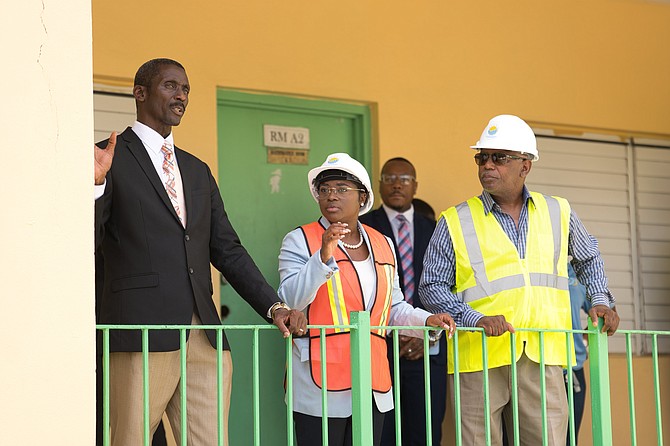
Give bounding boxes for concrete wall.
[0,0,95,444]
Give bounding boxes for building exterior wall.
[92,0,670,212]
[0,0,95,444]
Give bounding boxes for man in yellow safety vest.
[419,114,619,446]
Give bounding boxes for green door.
[216,90,372,445]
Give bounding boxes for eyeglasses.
[317,186,365,199]
[474,152,529,166]
[380,174,415,185]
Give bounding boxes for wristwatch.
[268,302,291,319]
[428,329,443,346]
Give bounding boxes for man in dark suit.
[360,157,446,446]
[94,58,306,446]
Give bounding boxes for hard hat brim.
[470,144,539,161]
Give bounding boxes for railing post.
[588,317,613,446]
[350,311,373,446]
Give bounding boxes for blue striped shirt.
[419,187,615,327]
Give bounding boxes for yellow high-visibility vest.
[301,221,395,392]
[442,192,575,374]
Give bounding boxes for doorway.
[217,89,373,445]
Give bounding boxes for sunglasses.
[474,152,529,166]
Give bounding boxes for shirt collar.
[132,121,174,155]
[382,204,414,224]
[479,186,533,215]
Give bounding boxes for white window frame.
[529,127,670,354]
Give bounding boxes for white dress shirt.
[95,122,187,228]
[382,204,414,247]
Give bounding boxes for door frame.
[216,89,374,173]
[215,88,375,445]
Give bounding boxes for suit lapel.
[175,146,193,229]
[412,213,424,266]
[411,214,436,310]
[413,214,434,260]
[375,208,395,241]
[122,129,182,225]
[374,208,406,292]
[411,213,425,308]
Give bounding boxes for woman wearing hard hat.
[277,153,456,446]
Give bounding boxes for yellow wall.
[92,0,670,213]
[92,1,670,444]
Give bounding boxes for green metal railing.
[97,314,668,446]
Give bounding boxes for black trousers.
[380,338,447,446]
[566,368,587,445]
[294,404,385,446]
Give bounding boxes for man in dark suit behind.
[94,58,306,446]
[360,157,446,446]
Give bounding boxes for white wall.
[0,0,94,444]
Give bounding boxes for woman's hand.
[320,222,350,263]
[425,313,456,339]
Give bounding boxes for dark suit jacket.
[360,206,445,365]
[95,127,277,352]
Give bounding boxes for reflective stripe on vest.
[454,196,568,303]
[300,221,395,392]
[326,272,349,333]
[442,192,574,373]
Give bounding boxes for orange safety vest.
[301,221,395,392]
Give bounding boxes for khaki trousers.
[449,352,567,446]
[109,315,232,446]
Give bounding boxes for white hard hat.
[307,152,374,215]
[471,114,539,161]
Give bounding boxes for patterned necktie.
[161,142,182,222]
[396,214,414,304]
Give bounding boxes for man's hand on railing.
[272,308,308,338]
[425,313,456,339]
[475,315,515,337]
[398,335,424,360]
[588,304,619,336]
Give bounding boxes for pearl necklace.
[341,226,364,250]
